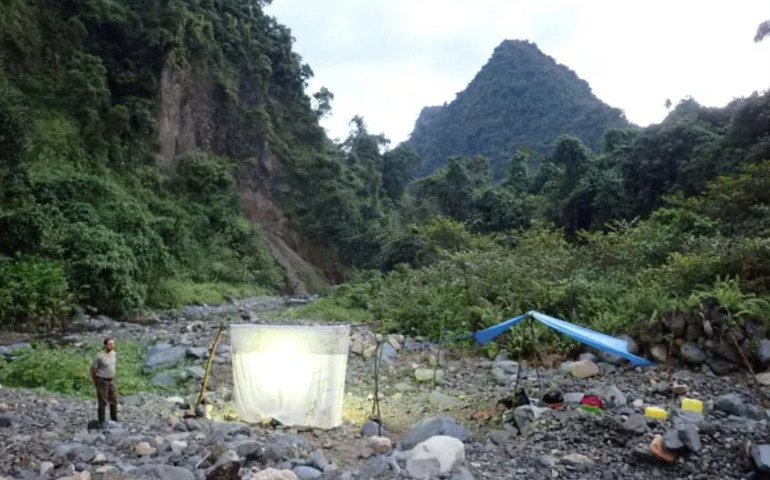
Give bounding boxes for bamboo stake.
[197,324,225,408]
[371,337,383,436]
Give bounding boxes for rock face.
[400,417,470,451]
[405,436,465,477]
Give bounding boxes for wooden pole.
[197,324,225,408]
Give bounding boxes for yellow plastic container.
[681,398,704,414]
[645,406,668,420]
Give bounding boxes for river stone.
[568,360,599,379]
[234,440,262,461]
[602,385,627,409]
[756,372,770,386]
[451,466,476,480]
[513,405,547,432]
[753,445,770,473]
[143,344,186,373]
[560,453,594,471]
[494,360,519,374]
[39,461,54,476]
[680,342,706,365]
[563,392,585,404]
[414,368,444,384]
[360,420,385,437]
[686,322,704,342]
[621,414,647,435]
[378,342,398,364]
[368,436,392,454]
[663,429,684,450]
[292,466,322,480]
[399,416,469,450]
[678,424,701,453]
[207,451,241,480]
[151,371,177,388]
[579,353,599,363]
[186,346,209,359]
[428,391,461,409]
[759,340,770,367]
[488,429,512,445]
[134,442,156,456]
[308,449,329,470]
[182,366,205,380]
[252,469,299,480]
[405,436,465,476]
[156,465,195,480]
[669,315,686,338]
[715,393,746,417]
[650,345,668,363]
[491,367,512,385]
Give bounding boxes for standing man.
[91,337,118,425]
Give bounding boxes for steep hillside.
[407,40,631,177]
[0,0,339,326]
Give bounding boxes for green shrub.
[0,255,74,330]
[0,340,159,397]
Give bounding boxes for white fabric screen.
[230,324,350,429]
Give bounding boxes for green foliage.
[147,280,273,310]
[407,40,630,178]
[0,340,160,397]
[263,297,373,325]
[0,255,74,331]
[0,0,309,327]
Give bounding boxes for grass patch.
[263,297,374,324]
[147,279,275,310]
[0,340,174,397]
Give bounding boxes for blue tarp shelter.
[472,310,653,366]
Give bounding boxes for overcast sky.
[265,1,770,146]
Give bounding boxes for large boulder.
[143,344,187,373]
[399,416,469,451]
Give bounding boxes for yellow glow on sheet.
[230,325,349,429]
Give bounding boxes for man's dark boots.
[110,404,118,422]
[98,405,106,424]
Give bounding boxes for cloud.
[266,0,770,145]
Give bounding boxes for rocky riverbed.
[1,296,770,480]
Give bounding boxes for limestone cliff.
[157,62,332,294]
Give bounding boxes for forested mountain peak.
[406,39,632,177]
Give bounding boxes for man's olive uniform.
[92,350,118,423]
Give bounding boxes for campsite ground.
[0,297,768,479]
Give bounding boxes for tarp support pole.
[529,316,543,396]
[511,316,527,397]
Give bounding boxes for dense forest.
[406,40,631,178]
[2,0,770,361]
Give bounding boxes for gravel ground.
[1,298,769,480]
